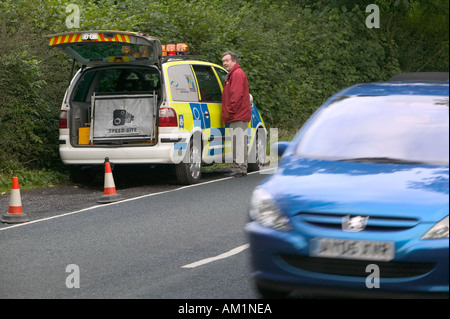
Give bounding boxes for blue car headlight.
[421,216,449,239]
[249,188,292,231]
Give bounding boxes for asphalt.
[0,165,231,229]
[0,170,265,299]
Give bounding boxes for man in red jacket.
[221,51,252,177]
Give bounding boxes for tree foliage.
[0,0,448,172]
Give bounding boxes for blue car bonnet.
[262,157,449,223]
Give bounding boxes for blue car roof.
[335,81,449,97]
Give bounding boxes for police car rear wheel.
[248,130,266,172]
[175,136,202,185]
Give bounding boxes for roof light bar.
[162,43,189,56]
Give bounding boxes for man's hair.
[222,51,238,62]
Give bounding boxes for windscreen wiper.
[338,157,426,164]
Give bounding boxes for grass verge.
[0,167,70,195]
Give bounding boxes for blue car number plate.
[310,238,394,261]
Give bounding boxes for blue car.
[245,74,449,298]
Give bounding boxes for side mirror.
[272,141,291,157]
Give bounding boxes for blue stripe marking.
[189,103,211,129]
[189,103,204,129]
[251,104,262,128]
[174,142,187,150]
[200,103,210,129]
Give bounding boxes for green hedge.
[0,0,448,176]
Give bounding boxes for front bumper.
[245,222,449,298]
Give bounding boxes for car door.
[191,64,225,162]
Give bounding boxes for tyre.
[248,128,267,172]
[175,134,202,185]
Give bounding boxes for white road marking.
[181,244,250,268]
[0,167,275,232]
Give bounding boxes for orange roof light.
[176,43,189,53]
[163,43,190,56]
[166,44,176,56]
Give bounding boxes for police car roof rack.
[162,55,213,64]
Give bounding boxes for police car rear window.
[69,43,155,62]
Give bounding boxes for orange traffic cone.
[1,177,30,224]
[97,158,123,204]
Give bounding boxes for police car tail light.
[59,110,68,129]
[159,107,178,127]
[162,43,189,56]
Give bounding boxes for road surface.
[0,168,274,299]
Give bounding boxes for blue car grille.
[295,212,419,231]
[280,255,435,278]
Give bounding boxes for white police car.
[46,30,267,184]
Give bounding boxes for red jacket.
[222,63,251,124]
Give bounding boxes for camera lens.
[113,110,126,126]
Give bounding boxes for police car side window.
[73,70,96,102]
[214,67,228,87]
[192,65,222,102]
[168,65,198,102]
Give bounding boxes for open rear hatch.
[47,31,162,146]
[46,30,162,68]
